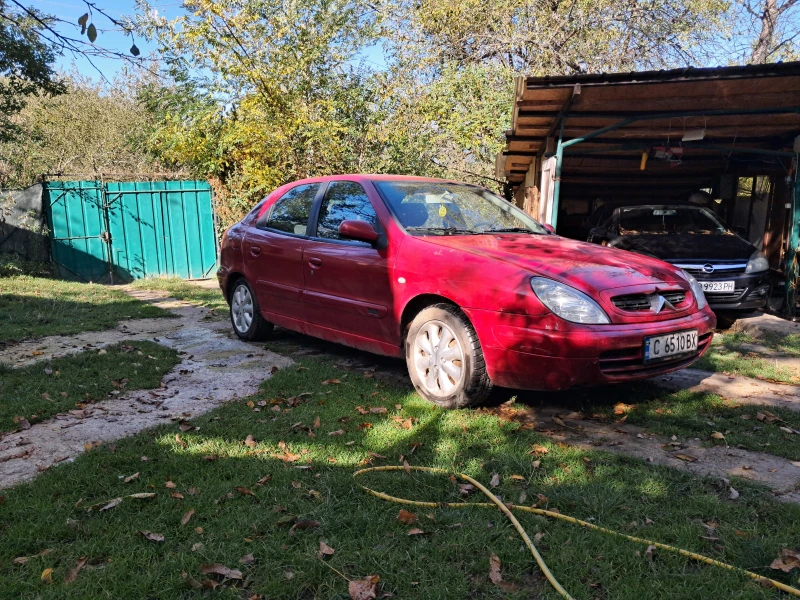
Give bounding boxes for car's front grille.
[611,291,686,311]
[598,332,712,376]
[705,287,747,301]
[673,263,747,276]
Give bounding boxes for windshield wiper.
[406,226,480,235]
[481,227,537,234]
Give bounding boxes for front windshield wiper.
[481,227,538,234]
[406,226,480,235]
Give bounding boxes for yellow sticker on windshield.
[438,205,447,217]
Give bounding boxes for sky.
[40,0,387,82]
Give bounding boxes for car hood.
[610,233,754,261]
[416,233,685,295]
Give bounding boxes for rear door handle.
[250,246,261,256]
[308,257,322,268]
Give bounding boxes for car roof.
[286,174,475,186]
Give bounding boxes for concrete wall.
[0,184,49,262]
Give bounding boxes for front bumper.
[466,307,716,391]
[696,271,770,310]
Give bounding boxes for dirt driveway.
[2,284,800,501]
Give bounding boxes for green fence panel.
[45,180,217,282]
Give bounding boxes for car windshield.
[618,206,729,235]
[373,181,548,235]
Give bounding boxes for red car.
[218,175,716,408]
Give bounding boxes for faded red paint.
[218,174,716,392]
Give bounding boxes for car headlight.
[681,271,708,310]
[530,277,610,324]
[745,250,769,274]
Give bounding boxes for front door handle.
[308,257,322,268]
[250,246,261,256]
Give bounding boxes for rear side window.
[315,181,378,240]
[262,183,319,235]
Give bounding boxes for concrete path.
[0,291,292,489]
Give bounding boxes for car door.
[302,181,395,346]
[243,183,320,323]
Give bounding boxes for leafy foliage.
[0,0,65,143]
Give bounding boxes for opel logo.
[702,264,715,273]
[649,294,675,313]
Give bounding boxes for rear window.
[619,206,728,235]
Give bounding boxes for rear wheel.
[405,303,492,408]
[230,278,274,341]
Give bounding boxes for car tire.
[405,303,492,408]
[229,278,274,341]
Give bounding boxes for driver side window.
[315,182,378,240]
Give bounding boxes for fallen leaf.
[489,553,503,585]
[200,564,243,580]
[313,416,320,428]
[123,472,139,483]
[531,459,541,469]
[645,545,656,558]
[239,553,255,565]
[407,528,425,535]
[711,432,726,440]
[182,509,195,525]
[172,492,184,499]
[528,444,549,455]
[290,520,320,532]
[234,487,255,497]
[257,475,272,485]
[770,549,800,572]
[318,541,335,559]
[321,379,341,385]
[63,557,88,583]
[397,509,417,524]
[403,459,411,475]
[510,474,526,481]
[139,530,165,542]
[41,568,53,584]
[614,403,634,415]
[729,487,740,500]
[99,497,123,511]
[165,481,177,489]
[328,430,344,436]
[370,407,387,414]
[458,483,475,495]
[368,452,386,459]
[673,453,698,462]
[245,435,257,448]
[128,492,156,500]
[349,575,380,600]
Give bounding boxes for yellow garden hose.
[354,465,800,598]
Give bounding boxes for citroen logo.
[702,264,715,273]
[649,294,676,313]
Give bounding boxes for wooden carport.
[501,62,800,314]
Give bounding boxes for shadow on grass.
[1,349,799,600]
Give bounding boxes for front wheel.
[405,303,492,408]
[229,278,274,341]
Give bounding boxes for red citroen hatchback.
[218,175,716,408]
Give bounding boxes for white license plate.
[701,280,735,293]
[644,330,698,363]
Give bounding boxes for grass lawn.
[583,383,800,461]
[129,277,228,313]
[2,353,800,599]
[0,341,181,434]
[0,276,171,342]
[695,332,800,385]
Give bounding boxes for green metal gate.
[44,180,217,283]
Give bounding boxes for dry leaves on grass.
[490,473,500,487]
[123,472,139,483]
[245,435,258,448]
[63,557,88,583]
[349,575,380,600]
[200,564,243,580]
[489,554,503,585]
[181,509,195,526]
[239,553,255,565]
[317,541,335,560]
[41,568,53,584]
[321,379,342,385]
[139,531,165,542]
[397,509,417,524]
[407,528,425,535]
[771,549,800,572]
[289,520,320,535]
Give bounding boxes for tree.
[0,0,64,143]
[742,0,800,63]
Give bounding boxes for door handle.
[308,257,322,268]
[250,246,261,256]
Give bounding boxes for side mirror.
[339,220,379,244]
[543,223,555,234]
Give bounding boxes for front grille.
[705,287,747,301]
[598,332,712,377]
[611,291,686,311]
[674,263,747,276]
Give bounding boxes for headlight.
[745,250,769,274]
[530,277,610,324]
[681,271,708,310]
